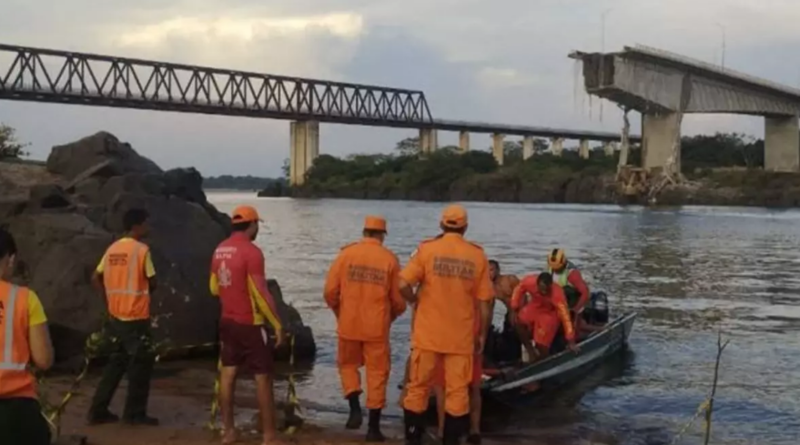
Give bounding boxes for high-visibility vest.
[103,239,151,320]
[0,283,36,399]
[550,261,577,289]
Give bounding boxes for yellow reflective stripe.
[106,244,149,298]
[0,285,26,371]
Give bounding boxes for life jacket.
[0,283,36,399]
[103,239,151,320]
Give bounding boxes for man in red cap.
[324,215,406,442]
[210,205,284,445]
[400,204,493,445]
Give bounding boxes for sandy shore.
[45,361,405,445]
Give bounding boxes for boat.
[481,310,637,401]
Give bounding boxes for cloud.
[1,0,799,176]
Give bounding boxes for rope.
[670,398,710,445]
[206,355,223,431]
[283,334,302,435]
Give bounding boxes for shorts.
[517,306,560,349]
[433,353,482,387]
[219,319,274,374]
[0,397,51,445]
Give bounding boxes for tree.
[533,138,549,154]
[282,158,290,179]
[395,137,420,156]
[0,124,29,159]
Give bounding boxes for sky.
[1,0,799,177]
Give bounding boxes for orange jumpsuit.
[324,237,406,409]
[401,233,493,417]
[510,275,575,349]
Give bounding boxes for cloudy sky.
[1,0,799,176]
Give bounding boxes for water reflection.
[207,194,800,445]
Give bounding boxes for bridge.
[570,45,800,173]
[0,44,638,185]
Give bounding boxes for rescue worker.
[547,249,590,324]
[400,204,493,445]
[0,228,55,445]
[88,208,159,426]
[210,205,284,445]
[510,272,578,363]
[324,215,406,442]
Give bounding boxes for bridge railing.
[0,44,434,127]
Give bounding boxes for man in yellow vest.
[87,208,159,426]
[0,227,55,445]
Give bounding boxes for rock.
[28,184,73,210]
[268,280,316,361]
[1,131,315,364]
[46,132,162,181]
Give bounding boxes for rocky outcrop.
[0,132,315,364]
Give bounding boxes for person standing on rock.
[210,205,284,445]
[400,204,494,445]
[0,228,55,445]
[323,215,406,442]
[87,208,159,426]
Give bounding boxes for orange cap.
[364,215,387,233]
[231,205,262,224]
[440,204,468,229]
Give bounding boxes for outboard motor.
[583,291,610,325]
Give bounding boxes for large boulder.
[1,132,315,364]
[46,132,162,181]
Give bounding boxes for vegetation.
[0,123,29,159]
[294,132,774,203]
[203,174,284,191]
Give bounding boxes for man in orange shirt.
[210,205,284,445]
[0,228,55,445]
[324,215,405,442]
[510,272,578,363]
[547,249,591,329]
[88,208,159,426]
[400,204,493,445]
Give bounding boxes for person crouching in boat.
[547,249,590,331]
[510,272,579,363]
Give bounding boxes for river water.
[207,192,800,445]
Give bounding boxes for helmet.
[547,248,567,270]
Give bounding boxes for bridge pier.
[551,137,564,156]
[764,116,800,171]
[492,133,505,165]
[603,141,616,157]
[642,112,680,173]
[459,131,470,152]
[419,128,438,154]
[289,120,319,186]
[523,136,534,160]
[579,139,590,159]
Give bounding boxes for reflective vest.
[550,261,577,289]
[104,239,151,320]
[0,283,36,399]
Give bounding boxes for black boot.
[443,414,469,445]
[365,409,386,442]
[403,409,424,445]
[345,392,363,429]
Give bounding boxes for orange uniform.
[511,274,575,349]
[401,206,493,418]
[0,282,47,399]
[324,216,405,410]
[96,237,156,320]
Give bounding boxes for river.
[207,192,800,445]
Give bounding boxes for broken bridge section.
[570,44,800,172]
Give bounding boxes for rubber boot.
[403,409,424,445]
[443,414,469,445]
[365,409,386,442]
[345,393,363,429]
